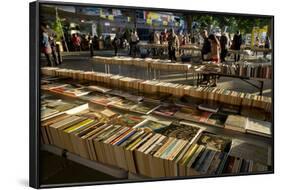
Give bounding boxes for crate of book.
[41,108,272,177]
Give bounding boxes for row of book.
[42,78,272,138]
[94,56,192,71]
[41,67,272,112]
[41,98,271,178]
[220,62,272,79]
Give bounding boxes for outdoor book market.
[39,3,273,185]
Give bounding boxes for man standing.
[232,30,242,62]
[112,35,120,56]
[201,30,211,61]
[220,32,229,62]
[130,29,139,57]
[167,29,179,62]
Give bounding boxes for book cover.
[134,120,168,132]
[154,123,202,142]
[225,115,248,133]
[153,105,181,117]
[197,133,232,152]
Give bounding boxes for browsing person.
[209,34,221,63]
[232,30,242,62]
[167,29,179,62]
[130,30,139,57]
[220,32,229,62]
[160,28,168,44]
[112,35,120,56]
[201,30,211,61]
[153,31,160,56]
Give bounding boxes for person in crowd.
[232,30,242,62]
[112,35,120,56]
[167,29,179,62]
[149,30,154,44]
[130,29,139,57]
[183,33,189,45]
[177,31,184,55]
[45,24,60,65]
[201,34,220,87]
[72,33,81,51]
[178,32,183,45]
[88,34,94,57]
[209,34,221,63]
[153,31,160,56]
[154,31,160,44]
[191,32,196,44]
[105,35,111,49]
[92,35,99,50]
[264,36,271,58]
[255,36,260,47]
[81,34,87,50]
[160,28,168,44]
[201,30,211,61]
[159,29,168,56]
[41,25,53,66]
[220,32,229,62]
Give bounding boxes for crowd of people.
[198,29,242,63]
[146,28,242,63]
[41,22,271,67]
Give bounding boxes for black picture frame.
[29,1,274,188]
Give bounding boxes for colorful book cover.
[154,123,201,142]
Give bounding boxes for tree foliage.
[191,14,271,34]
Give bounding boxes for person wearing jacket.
[232,30,242,62]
